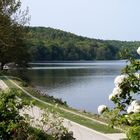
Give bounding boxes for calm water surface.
[27,61,126,113]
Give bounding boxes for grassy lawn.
[1,74,121,134]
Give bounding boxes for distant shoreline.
[29,60,126,64]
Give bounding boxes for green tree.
[25,27,140,61]
[49,44,64,60]
[0,0,30,70]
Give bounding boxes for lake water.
[27,61,126,113]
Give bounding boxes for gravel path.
[22,106,112,140]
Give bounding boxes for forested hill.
[26,27,140,61]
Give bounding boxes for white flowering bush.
[127,100,140,114]
[114,75,127,86]
[98,48,140,140]
[109,86,122,101]
[98,105,108,114]
[137,47,140,55]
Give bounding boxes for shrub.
[0,89,74,139]
[98,48,140,140]
[0,89,30,139]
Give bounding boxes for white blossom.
[109,93,115,101]
[127,100,140,114]
[134,73,140,79]
[112,87,122,96]
[133,105,140,113]
[137,47,140,55]
[124,115,132,123]
[98,105,107,114]
[124,115,128,118]
[114,75,127,86]
[108,87,122,101]
[127,105,134,114]
[131,100,140,106]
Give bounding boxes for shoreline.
[1,75,121,133]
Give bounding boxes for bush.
[0,89,30,139]
[0,89,74,140]
[98,48,140,140]
[0,90,53,139]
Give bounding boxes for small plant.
[23,106,75,140]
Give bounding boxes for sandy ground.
[0,79,8,90]
[21,106,126,140]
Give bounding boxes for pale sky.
[22,0,140,41]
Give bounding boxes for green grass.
[1,75,121,134]
[54,108,117,133]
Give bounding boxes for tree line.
[25,27,140,61]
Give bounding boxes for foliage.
[25,27,140,61]
[0,89,29,139]
[0,0,30,70]
[0,89,74,140]
[126,126,140,140]
[98,47,140,139]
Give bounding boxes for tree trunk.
[0,62,4,71]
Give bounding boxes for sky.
[22,0,140,41]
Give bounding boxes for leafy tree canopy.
[26,27,140,61]
[0,0,30,70]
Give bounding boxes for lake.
[27,61,126,113]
